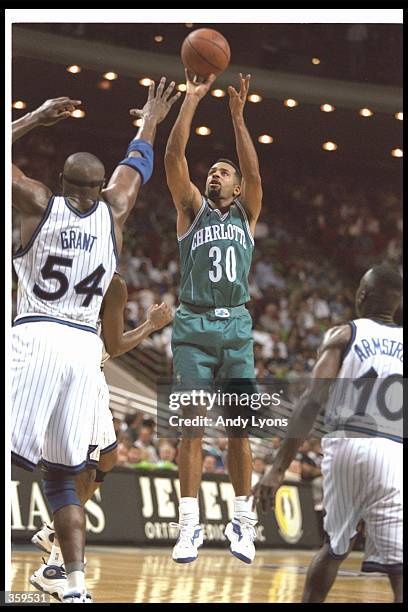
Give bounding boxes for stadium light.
[258,135,273,144]
[12,100,26,109]
[178,84,187,92]
[195,126,211,136]
[284,99,299,108]
[359,108,374,117]
[67,65,81,74]
[248,94,262,103]
[312,57,321,65]
[103,72,118,81]
[322,141,337,152]
[211,89,226,98]
[391,148,403,158]
[139,78,153,86]
[71,109,85,119]
[395,112,403,121]
[320,104,335,113]
[154,35,164,43]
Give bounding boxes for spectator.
[202,454,218,474]
[156,443,177,470]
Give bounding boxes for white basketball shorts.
[12,321,103,474]
[321,437,402,574]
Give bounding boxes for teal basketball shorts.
[171,303,256,394]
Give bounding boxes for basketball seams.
[191,35,230,61]
[185,37,227,73]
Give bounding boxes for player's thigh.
[217,312,255,381]
[88,371,115,466]
[361,440,402,567]
[43,351,101,470]
[11,325,64,466]
[321,439,364,556]
[172,341,217,385]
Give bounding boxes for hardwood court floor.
[11,546,393,604]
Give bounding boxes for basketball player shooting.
[165,71,263,564]
[251,263,403,603]
[11,81,180,602]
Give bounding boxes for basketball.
[181,28,231,78]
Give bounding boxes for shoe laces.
[170,522,199,543]
[237,521,257,541]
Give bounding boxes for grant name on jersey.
[60,230,97,253]
[353,336,403,363]
[192,223,247,251]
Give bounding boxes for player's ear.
[59,173,63,188]
[233,184,241,197]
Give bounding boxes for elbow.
[104,341,122,359]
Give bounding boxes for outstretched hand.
[129,77,181,125]
[184,68,216,100]
[32,97,82,126]
[250,467,285,514]
[228,73,251,116]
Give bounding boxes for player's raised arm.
[251,324,351,513]
[164,70,216,227]
[228,74,263,234]
[101,274,173,358]
[103,78,180,228]
[12,97,81,214]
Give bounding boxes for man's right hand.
[32,97,82,126]
[185,69,216,100]
[147,302,173,331]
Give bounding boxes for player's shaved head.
[62,152,105,188]
[356,263,402,319]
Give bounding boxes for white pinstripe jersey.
[325,318,403,441]
[13,195,118,332]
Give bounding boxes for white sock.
[47,543,64,567]
[233,496,257,526]
[179,497,199,527]
[67,570,85,593]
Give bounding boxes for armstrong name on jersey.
[353,336,403,363]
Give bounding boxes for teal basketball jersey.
[178,197,254,307]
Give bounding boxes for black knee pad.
[41,467,80,514]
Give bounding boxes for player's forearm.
[12,112,41,143]
[132,115,158,146]
[273,392,322,473]
[231,113,261,178]
[108,320,156,358]
[165,95,200,158]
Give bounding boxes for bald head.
[356,263,402,318]
[62,152,105,189]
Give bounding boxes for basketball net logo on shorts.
[274,485,303,544]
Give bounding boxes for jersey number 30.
[33,255,106,307]
[209,246,237,282]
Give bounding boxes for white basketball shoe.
[224,520,257,564]
[171,523,204,563]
